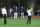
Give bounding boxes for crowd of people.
[9,6,24,18]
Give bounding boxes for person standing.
[14,6,16,10]
[14,6,18,18]
[26,7,32,24]
[2,6,7,24]
[21,6,24,18]
[10,8,13,18]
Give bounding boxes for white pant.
[14,12,18,18]
[21,13,24,18]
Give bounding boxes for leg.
[26,16,30,24]
[16,13,18,18]
[11,12,12,17]
[10,12,12,18]
[14,13,16,18]
[21,13,22,18]
[29,16,31,24]
[22,13,24,18]
[4,14,7,24]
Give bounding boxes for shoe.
[26,23,28,24]
[4,22,5,24]
[4,22,7,24]
[5,22,7,24]
[29,23,31,24]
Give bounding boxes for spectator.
[21,6,24,18]
[10,8,13,18]
[14,6,18,18]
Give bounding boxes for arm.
[30,7,33,11]
[6,9,7,16]
[2,9,4,16]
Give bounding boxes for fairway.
[0,18,40,27]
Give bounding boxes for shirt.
[14,8,16,10]
[27,9,31,16]
[2,8,7,14]
[10,9,12,13]
[21,8,24,13]
[14,9,18,13]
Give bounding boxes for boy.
[21,6,24,18]
[14,6,18,18]
[26,7,32,24]
[10,8,13,18]
[2,6,7,24]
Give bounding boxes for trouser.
[21,13,24,18]
[10,12,13,17]
[27,16,31,24]
[4,14,7,24]
[14,12,18,18]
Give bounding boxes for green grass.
[0,18,40,27]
